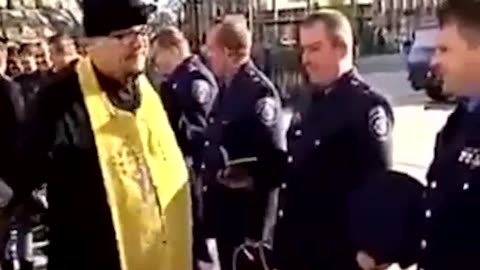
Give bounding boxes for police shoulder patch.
[192,80,212,104]
[368,105,390,141]
[256,97,278,126]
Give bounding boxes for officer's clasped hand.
[216,166,254,190]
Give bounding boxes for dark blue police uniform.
[155,55,218,265]
[418,99,480,270]
[198,61,285,270]
[158,55,218,157]
[272,70,394,270]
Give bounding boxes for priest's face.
[89,25,150,79]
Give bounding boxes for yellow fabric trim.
[76,58,192,270]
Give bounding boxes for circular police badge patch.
[368,106,390,141]
[192,80,212,104]
[256,97,278,126]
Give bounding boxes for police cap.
[348,170,424,266]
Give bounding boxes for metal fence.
[253,45,305,102]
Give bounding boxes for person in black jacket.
[15,44,53,106]
[48,33,80,73]
[0,39,25,268]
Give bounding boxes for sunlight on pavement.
[392,105,451,185]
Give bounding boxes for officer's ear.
[331,35,348,59]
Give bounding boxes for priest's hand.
[356,251,391,270]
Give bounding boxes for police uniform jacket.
[273,70,394,270]
[159,55,219,263]
[12,65,175,270]
[199,61,285,239]
[160,55,218,159]
[418,102,480,270]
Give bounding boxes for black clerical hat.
[82,0,154,37]
[348,170,425,267]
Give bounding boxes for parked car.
[406,24,449,101]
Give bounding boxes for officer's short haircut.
[153,26,190,53]
[300,9,353,50]
[215,20,251,61]
[437,0,480,46]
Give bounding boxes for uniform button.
[421,239,427,249]
[294,130,302,136]
[314,139,321,146]
[209,117,215,124]
[204,141,210,147]
[281,183,287,189]
[431,181,437,189]
[425,209,432,218]
[201,163,206,170]
[287,156,293,163]
[278,210,284,218]
[203,186,208,192]
[463,182,470,191]
[422,191,427,199]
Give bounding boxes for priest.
[14,0,192,269]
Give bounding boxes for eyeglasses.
[109,25,152,41]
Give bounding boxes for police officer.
[358,2,480,270]
[151,26,218,158]
[201,19,285,270]
[414,1,480,269]
[271,10,394,270]
[151,26,219,269]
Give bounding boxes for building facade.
[373,0,440,39]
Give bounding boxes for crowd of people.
[0,0,479,270]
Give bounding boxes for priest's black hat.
[82,0,154,37]
[348,170,425,268]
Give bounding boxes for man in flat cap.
[11,0,193,269]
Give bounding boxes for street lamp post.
[192,0,201,52]
[248,0,254,30]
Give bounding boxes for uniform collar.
[222,60,255,88]
[311,68,358,97]
[169,55,194,80]
[466,97,480,113]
